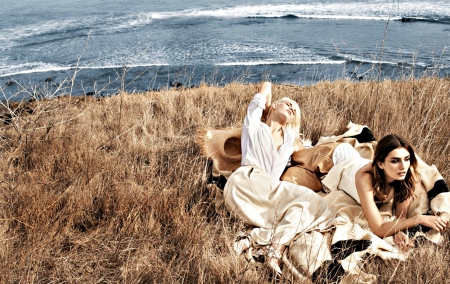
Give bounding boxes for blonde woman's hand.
[394,231,414,251]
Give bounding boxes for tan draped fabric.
[281,142,340,191]
[224,165,334,246]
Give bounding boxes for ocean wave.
[0,63,72,78]
[335,53,399,66]
[0,62,169,78]
[150,2,450,23]
[0,13,154,49]
[399,16,450,24]
[2,2,448,50]
[334,53,432,68]
[0,19,80,43]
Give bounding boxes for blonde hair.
[265,97,303,150]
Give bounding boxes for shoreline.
[2,62,449,102]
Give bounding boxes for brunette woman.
[323,134,449,251]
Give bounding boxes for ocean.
[1,0,449,101]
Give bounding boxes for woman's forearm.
[373,216,420,237]
[258,82,272,118]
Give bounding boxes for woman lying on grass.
[325,134,449,251]
[224,82,333,275]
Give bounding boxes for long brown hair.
[371,134,417,203]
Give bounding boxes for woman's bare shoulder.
[356,163,373,191]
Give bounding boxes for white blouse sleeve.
[243,93,266,127]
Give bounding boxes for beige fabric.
[286,190,403,284]
[195,127,242,178]
[317,121,368,145]
[322,157,372,203]
[224,165,334,246]
[281,121,376,191]
[281,142,340,191]
[281,137,375,192]
[316,121,377,160]
[286,230,333,276]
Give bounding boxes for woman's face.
[377,147,411,183]
[274,100,296,122]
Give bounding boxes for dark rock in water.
[401,17,415,22]
[85,92,96,96]
[45,77,54,82]
[5,80,15,86]
[281,14,299,20]
[170,81,183,88]
[350,74,364,80]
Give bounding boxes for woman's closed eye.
[286,102,296,114]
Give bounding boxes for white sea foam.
[336,53,398,66]
[0,62,169,78]
[0,62,72,77]
[149,1,450,21]
[100,13,155,34]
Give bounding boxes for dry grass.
[0,77,449,283]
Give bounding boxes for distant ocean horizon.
[1,0,449,101]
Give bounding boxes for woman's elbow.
[371,226,389,238]
[258,82,272,95]
[373,230,385,238]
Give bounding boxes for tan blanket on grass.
[196,123,450,283]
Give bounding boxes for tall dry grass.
[0,77,449,283]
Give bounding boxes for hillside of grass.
[0,77,449,283]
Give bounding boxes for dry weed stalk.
[0,77,449,283]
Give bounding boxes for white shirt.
[241,93,296,179]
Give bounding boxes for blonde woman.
[224,82,332,275]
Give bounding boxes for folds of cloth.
[224,165,333,246]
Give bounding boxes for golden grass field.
[0,77,449,283]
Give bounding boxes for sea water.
[1,0,449,100]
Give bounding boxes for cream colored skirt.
[224,165,333,246]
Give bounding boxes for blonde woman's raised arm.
[258,82,272,118]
